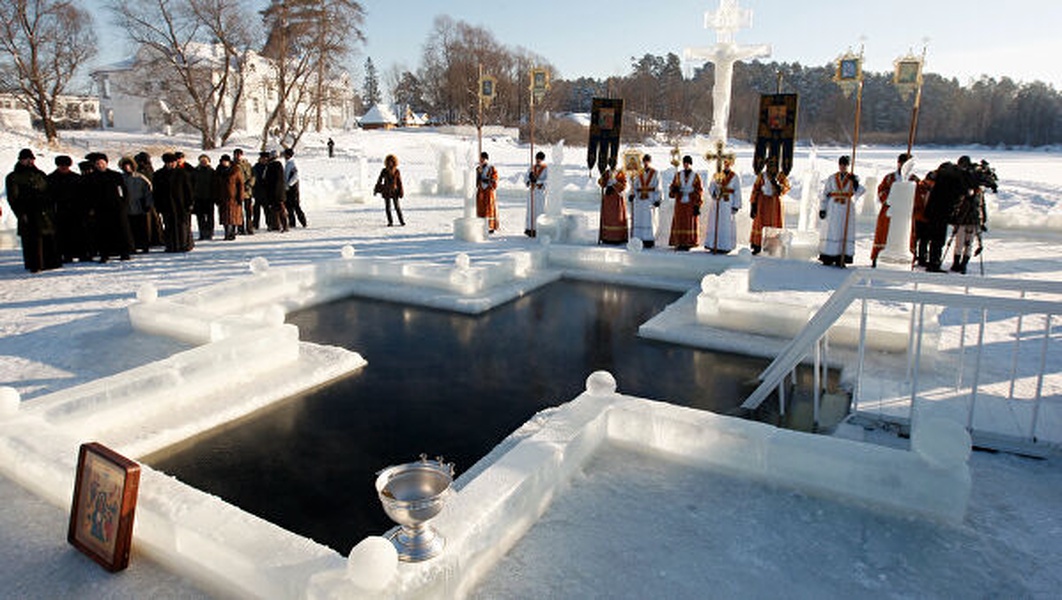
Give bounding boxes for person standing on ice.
[118,156,153,254]
[668,155,703,251]
[476,152,499,233]
[818,155,864,267]
[373,154,405,226]
[284,148,307,228]
[597,161,628,244]
[523,151,547,237]
[192,154,216,241]
[232,148,255,235]
[748,156,789,255]
[85,152,135,263]
[153,152,195,252]
[214,154,244,241]
[6,148,61,273]
[629,154,660,248]
[706,154,742,254]
[264,150,288,232]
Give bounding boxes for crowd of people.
[4,146,308,273]
[7,142,994,276]
[550,150,992,274]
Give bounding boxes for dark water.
[145,280,769,553]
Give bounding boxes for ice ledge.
[311,372,971,599]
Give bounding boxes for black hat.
[220,154,232,163]
[535,151,545,161]
[838,155,851,166]
[161,152,176,163]
[283,148,294,158]
[17,148,35,160]
[55,155,72,167]
[174,151,185,160]
[134,151,150,163]
[682,155,693,165]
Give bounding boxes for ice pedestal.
[879,180,916,265]
[453,216,488,242]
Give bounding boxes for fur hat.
[17,148,35,160]
[54,155,73,167]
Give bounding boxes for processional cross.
[684,0,772,145]
[705,139,735,180]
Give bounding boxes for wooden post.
[906,46,927,156]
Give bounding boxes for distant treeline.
[400,18,1061,148]
[544,55,1062,147]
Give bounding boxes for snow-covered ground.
[0,126,1059,597]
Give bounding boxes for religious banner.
[587,98,623,174]
[834,49,863,98]
[753,93,798,176]
[530,68,550,104]
[479,75,497,108]
[893,52,924,101]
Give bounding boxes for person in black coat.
[47,155,89,263]
[84,152,134,263]
[251,151,269,230]
[153,152,195,252]
[923,161,973,272]
[263,150,287,232]
[6,149,61,272]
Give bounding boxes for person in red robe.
[598,164,628,244]
[476,152,499,233]
[749,157,791,255]
[911,173,934,267]
[668,155,703,250]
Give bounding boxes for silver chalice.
[375,454,455,562]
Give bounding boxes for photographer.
[949,155,993,274]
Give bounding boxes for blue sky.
[86,0,1061,89]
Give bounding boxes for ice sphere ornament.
[586,371,617,396]
[345,536,398,591]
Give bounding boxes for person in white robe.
[523,151,547,237]
[629,154,660,248]
[705,156,742,253]
[818,155,865,266]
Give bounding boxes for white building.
[90,44,358,135]
[0,92,100,129]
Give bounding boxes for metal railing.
[742,269,1062,452]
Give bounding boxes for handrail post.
[1029,313,1052,442]
[1008,289,1028,401]
[855,297,868,414]
[968,308,987,432]
[909,302,926,425]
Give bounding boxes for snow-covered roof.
[361,103,399,126]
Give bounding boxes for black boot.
[959,256,970,275]
[949,256,963,272]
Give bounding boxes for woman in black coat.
[374,154,405,226]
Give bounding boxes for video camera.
[966,159,999,193]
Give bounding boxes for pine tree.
[363,57,381,106]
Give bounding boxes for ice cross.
[685,0,771,143]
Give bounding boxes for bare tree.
[109,0,253,149]
[0,0,97,144]
[260,0,364,146]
